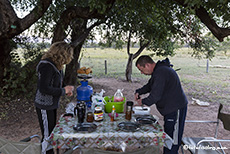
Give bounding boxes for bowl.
[104,96,126,113]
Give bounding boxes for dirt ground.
[0,77,229,153]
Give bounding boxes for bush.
[0,41,47,98]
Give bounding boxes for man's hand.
[136,98,142,106]
[134,93,139,101]
[134,93,142,106]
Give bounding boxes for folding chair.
[0,135,76,154]
[0,135,41,154]
[62,143,160,154]
[181,104,230,154]
[80,145,160,154]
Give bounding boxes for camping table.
[48,113,172,153]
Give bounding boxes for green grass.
[80,47,230,105]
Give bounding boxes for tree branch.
[20,0,52,30]
[195,7,230,42]
[70,20,103,47]
[52,6,103,43]
[174,0,230,42]
[52,0,115,43]
[133,40,150,59]
[0,0,52,39]
[0,0,20,39]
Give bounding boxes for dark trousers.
[163,106,187,154]
[36,107,57,154]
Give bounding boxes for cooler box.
[104,96,126,113]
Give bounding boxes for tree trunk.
[64,44,83,85]
[63,19,87,85]
[0,0,52,89]
[0,39,12,87]
[125,31,133,82]
[125,54,133,82]
[125,35,150,82]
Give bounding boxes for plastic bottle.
[114,89,124,102]
[111,105,116,122]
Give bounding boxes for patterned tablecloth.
[49,113,170,152]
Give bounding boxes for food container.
[94,106,103,122]
[103,96,126,113]
[133,106,150,115]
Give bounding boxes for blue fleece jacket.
[135,58,188,116]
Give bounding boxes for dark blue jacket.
[136,58,188,116]
[34,59,65,110]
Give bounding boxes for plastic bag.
[65,102,77,115]
[114,89,124,102]
[91,89,105,110]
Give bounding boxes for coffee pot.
[74,101,86,123]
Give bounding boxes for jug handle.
[103,98,107,105]
[74,107,77,116]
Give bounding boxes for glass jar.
[86,112,94,122]
[125,101,133,120]
[94,106,103,122]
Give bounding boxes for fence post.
[105,60,107,74]
[206,59,209,73]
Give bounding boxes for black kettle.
[74,101,86,123]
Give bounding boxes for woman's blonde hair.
[42,41,74,70]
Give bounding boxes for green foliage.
[148,40,177,57]
[27,0,113,38]
[190,36,217,59]
[1,65,36,98]
[88,0,109,14]
[10,0,37,12]
[0,37,47,98]
[9,0,230,63]
[215,37,230,55]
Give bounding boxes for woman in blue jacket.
[34,41,74,154]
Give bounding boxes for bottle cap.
[95,106,102,111]
[126,101,133,106]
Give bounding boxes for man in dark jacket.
[135,55,187,154]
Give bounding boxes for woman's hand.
[64,85,74,96]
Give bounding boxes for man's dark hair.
[136,55,154,67]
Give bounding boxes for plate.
[73,123,97,132]
[78,74,92,80]
[117,122,140,132]
[135,116,157,125]
[63,113,74,118]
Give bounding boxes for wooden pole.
[206,59,209,73]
